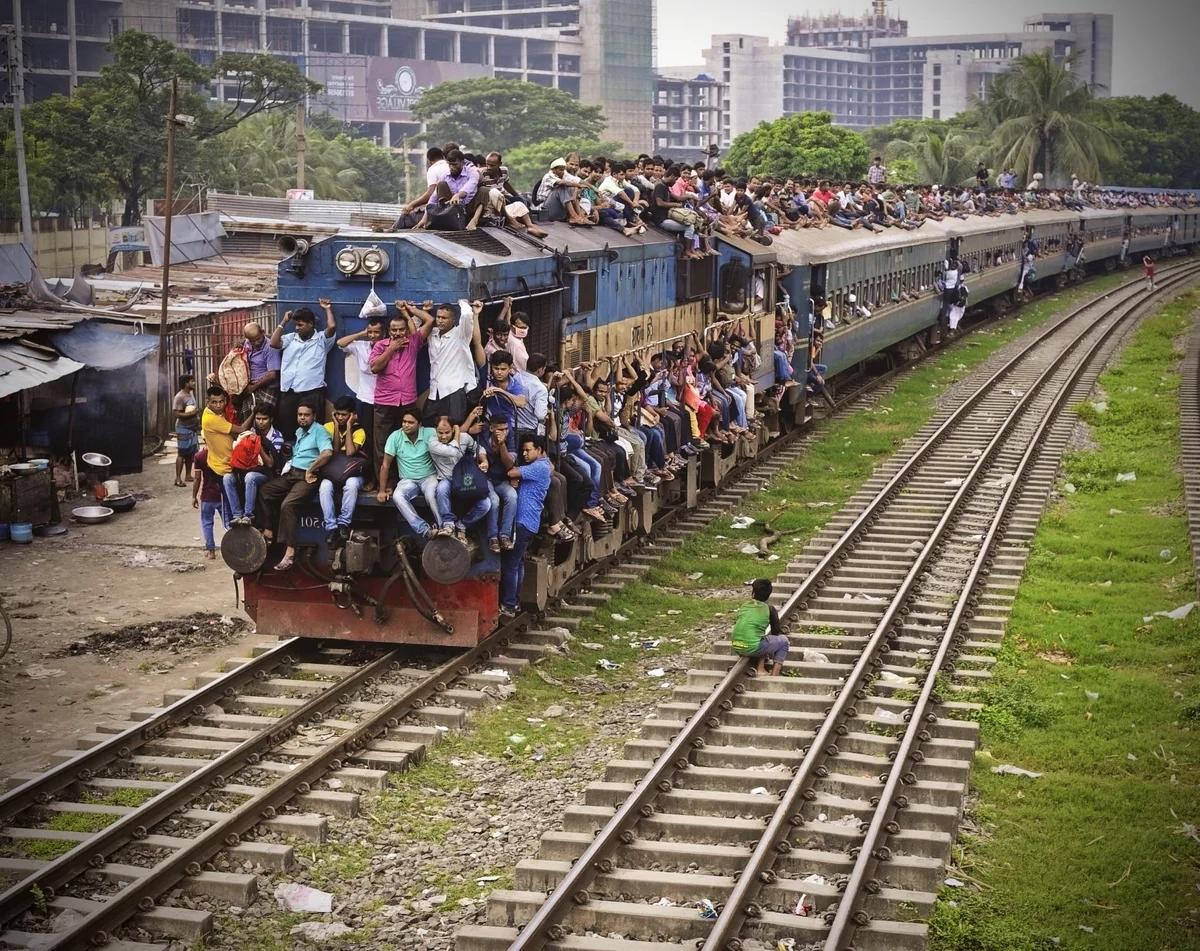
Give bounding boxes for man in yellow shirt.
[319,396,369,546]
[200,386,253,512]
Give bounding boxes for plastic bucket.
[10,523,33,544]
[0,523,9,541]
[103,479,120,496]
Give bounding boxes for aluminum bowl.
[81,452,112,468]
[72,505,114,525]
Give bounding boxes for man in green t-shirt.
[731,579,789,675]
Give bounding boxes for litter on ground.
[740,543,762,555]
[274,883,333,913]
[991,764,1043,778]
[1116,472,1136,482]
[646,668,666,678]
[730,516,756,529]
[879,670,916,684]
[802,648,830,664]
[597,659,621,671]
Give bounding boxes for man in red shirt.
[1143,256,1156,291]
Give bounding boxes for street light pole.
[158,77,179,437]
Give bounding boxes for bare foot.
[528,226,548,238]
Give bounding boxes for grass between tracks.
[928,292,1200,951]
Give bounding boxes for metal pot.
[72,506,114,525]
[105,494,137,513]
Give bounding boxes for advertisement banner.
[306,55,493,123]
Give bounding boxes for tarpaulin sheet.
[49,321,159,371]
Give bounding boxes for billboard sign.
[306,55,493,123]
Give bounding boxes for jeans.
[638,425,666,469]
[729,386,748,428]
[392,475,441,537]
[319,476,362,530]
[712,390,731,428]
[223,470,267,520]
[200,498,232,551]
[738,633,790,665]
[657,218,695,241]
[486,481,518,540]
[499,524,534,611]
[436,478,491,529]
[773,349,794,383]
[565,433,601,506]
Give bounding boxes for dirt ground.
[0,448,268,784]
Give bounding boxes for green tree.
[24,31,318,224]
[884,131,983,186]
[724,112,870,181]
[1101,95,1200,189]
[412,79,606,156]
[974,47,1116,186]
[502,137,632,193]
[195,114,375,201]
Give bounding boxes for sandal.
[174,480,186,487]
[274,556,294,572]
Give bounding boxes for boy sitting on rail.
[731,579,790,676]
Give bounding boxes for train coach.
[225,201,1198,646]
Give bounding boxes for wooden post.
[296,100,307,191]
[157,77,178,437]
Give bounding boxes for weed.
[83,787,159,808]
[44,812,116,833]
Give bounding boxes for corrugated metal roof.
[0,309,89,342]
[208,193,402,228]
[0,340,84,398]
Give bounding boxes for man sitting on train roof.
[259,400,335,572]
[414,149,480,232]
[536,158,591,227]
[472,151,548,238]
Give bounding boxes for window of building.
[933,78,940,91]
[932,108,940,118]
[723,42,730,52]
[738,37,744,49]
[723,56,730,67]
[933,63,941,76]
[932,93,940,106]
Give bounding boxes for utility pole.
[402,134,410,204]
[1,25,35,272]
[157,77,179,437]
[296,100,306,191]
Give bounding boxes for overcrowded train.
[222,197,1200,646]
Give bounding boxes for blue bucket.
[0,523,8,541]
[10,523,32,544]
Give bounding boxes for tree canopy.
[1100,94,1200,189]
[883,130,984,187]
[974,47,1115,186]
[724,112,870,182]
[193,113,404,204]
[23,30,318,223]
[411,78,607,156]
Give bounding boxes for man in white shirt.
[335,315,384,487]
[537,159,588,224]
[399,146,451,222]
[514,353,550,437]
[424,298,482,425]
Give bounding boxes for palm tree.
[884,130,982,187]
[974,47,1116,186]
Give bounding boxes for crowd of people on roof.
[388,144,1198,258]
[172,294,796,618]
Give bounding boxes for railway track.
[455,262,1200,951]
[0,264,1191,951]
[1182,311,1200,600]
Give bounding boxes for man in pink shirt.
[370,302,434,466]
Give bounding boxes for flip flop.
[274,556,294,572]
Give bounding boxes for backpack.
[217,347,250,396]
[451,452,489,504]
[230,432,262,471]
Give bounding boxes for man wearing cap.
[537,159,589,225]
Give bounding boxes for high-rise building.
[653,69,723,163]
[3,0,653,154]
[690,8,1114,143]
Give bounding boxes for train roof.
[1078,207,1127,223]
[772,222,946,266]
[1128,205,1179,217]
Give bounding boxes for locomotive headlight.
[335,246,362,275]
[360,247,390,276]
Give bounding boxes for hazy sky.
[656,0,1200,107]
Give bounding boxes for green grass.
[83,787,159,808]
[298,840,375,889]
[362,759,474,843]
[0,838,76,859]
[43,812,117,833]
[928,291,1200,951]
[413,867,514,912]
